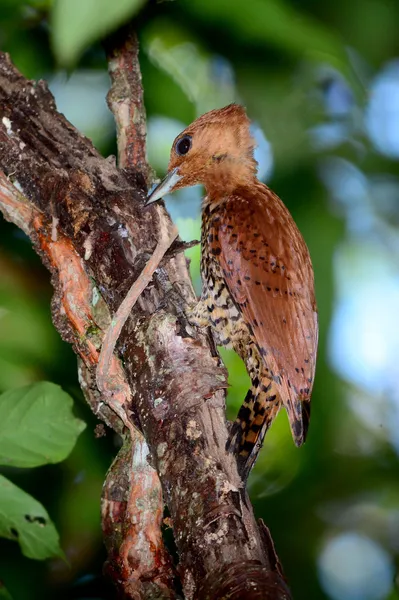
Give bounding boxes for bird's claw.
[163,239,200,260]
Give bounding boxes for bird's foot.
[185,299,209,329]
[163,238,200,261]
[156,281,189,317]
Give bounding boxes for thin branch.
[106,29,148,176]
[96,211,178,400]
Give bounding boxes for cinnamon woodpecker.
[147,104,318,479]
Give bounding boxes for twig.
[106,28,148,176]
[96,214,178,398]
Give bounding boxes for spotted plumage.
[147,103,318,480]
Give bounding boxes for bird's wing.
[212,184,318,444]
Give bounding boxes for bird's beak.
[145,167,182,205]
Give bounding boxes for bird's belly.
[205,279,251,353]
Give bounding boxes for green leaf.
[51,0,146,66]
[0,475,63,560]
[0,382,85,468]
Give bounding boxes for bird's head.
[146,103,258,205]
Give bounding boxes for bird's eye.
[175,135,192,156]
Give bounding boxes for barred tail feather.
[287,398,311,447]
[226,381,281,480]
[236,404,280,480]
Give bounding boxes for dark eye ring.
[175,135,192,156]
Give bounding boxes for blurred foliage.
[1,0,399,599]
[0,581,13,600]
[51,0,145,65]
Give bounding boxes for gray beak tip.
[145,167,182,206]
[145,189,163,206]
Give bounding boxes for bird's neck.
[202,165,258,207]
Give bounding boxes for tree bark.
[0,29,292,600]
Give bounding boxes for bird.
[146,103,318,480]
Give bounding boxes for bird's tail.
[285,394,311,447]
[227,379,281,480]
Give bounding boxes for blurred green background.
[1,0,399,598]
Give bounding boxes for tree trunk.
[0,28,291,600]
